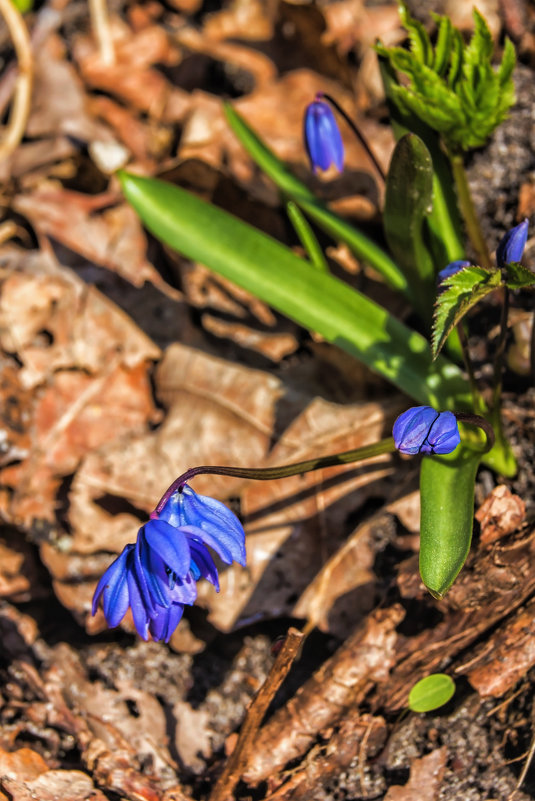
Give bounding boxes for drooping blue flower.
[304,96,344,173]
[437,259,471,284]
[496,219,529,268]
[393,406,460,455]
[92,484,246,643]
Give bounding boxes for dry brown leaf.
[74,19,184,117]
[13,187,173,291]
[383,747,447,801]
[475,484,526,545]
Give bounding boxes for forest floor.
[1,0,535,799]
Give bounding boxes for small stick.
[209,628,304,801]
[0,0,33,162]
[88,0,115,65]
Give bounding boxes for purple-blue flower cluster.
[393,406,460,456]
[303,96,344,174]
[92,484,246,642]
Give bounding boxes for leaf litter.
[1,0,535,799]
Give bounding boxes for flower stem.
[455,322,485,415]
[152,437,396,516]
[449,153,491,269]
[321,93,386,183]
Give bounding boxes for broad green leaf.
[384,133,435,319]
[223,104,407,294]
[119,171,471,411]
[505,262,535,289]
[433,266,502,357]
[409,674,455,712]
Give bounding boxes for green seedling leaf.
[409,674,456,712]
[119,170,472,411]
[223,104,408,295]
[505,262,535,290]
[433,266,502,357]
[377,3,516,152]
[11,0,33,12]
[286,201,328,272]
[384,133,435,320]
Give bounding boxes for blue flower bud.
[437,260,471,284]
[92,484,246,642]
[496,219,529,268]
[303,96,344,174]
[393,406,460,455]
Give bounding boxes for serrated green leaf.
[447,29,464,88]
[499,37,516,87]
[432,15,453,76]
[433,266,502,357]
[409,674,455,712]
[505,262,535,289]
[384,133,435,320]
[399,2,433,65]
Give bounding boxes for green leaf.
[378,4,517,152]
[119,170,471,411]
[223,104,408,295]
[383,133,435,319]
[433,266,502,357]
[409,674,455,712]
[399,2,433,66]
[505,262,535,289]
[286,201,328,272]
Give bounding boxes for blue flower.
[437,259,471,284]
[304,97,344,173]
[92,484,246,642]
[496,219,529,268]
[393,406,460,455]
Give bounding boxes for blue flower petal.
[496,219,529,268]
[180,487,246,565]
[304,99,344,173]
[149,603,185,643]
[142,519,191,577]
[134,532,170,610]
[189,540,220,590]
[126,565,150,641]
[393,406,459,456]
[437,260,471,284]
[92,545,133,627]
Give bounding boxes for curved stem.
[455,412,495,452]
[152,437,396,516]
[449,153,491,269]
[0,0,33,161]
[321,93,386,183]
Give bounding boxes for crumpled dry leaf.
[43,643,182,798]
[475,484,526,546]
[383,747,447,801]
[13,186,174,292]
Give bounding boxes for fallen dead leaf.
[476,485,526,546]
[383,747,447,801]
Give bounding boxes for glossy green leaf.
[119,170,471,410]
[384,133,435,319]
[223,104,408,294]
[409,674,455,712]
[433,266,502,358]
[419,445,480,598]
